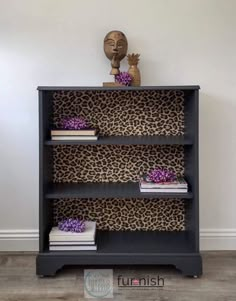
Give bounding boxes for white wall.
[0,0,236,250]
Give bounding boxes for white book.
[51,136,98,141]
[140,176,188,189]
[49,221,96,242]
[51,129,97,136]
[49,235,95,242]
[50,241,95,246]
[49,245,97,251]
[140,188,188,193]
[140,183,188,189]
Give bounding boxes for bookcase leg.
[175,255,202,277]
[36,255,64,276]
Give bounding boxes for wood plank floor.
[0,252,235,301]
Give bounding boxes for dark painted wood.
[37,86,202,277]
[45,182,193,199]
[37,230,202,275]
[192,90,200,251]
[41,231,196,254]
[39,91,54,253]
[80,231,195,253]
[184,90,199,252]
[37,85,200,91]
[45,135,193,146]
[37,253,202,277]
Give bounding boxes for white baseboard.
[0,229,236,251]
[200,229,236,250]
[0,230,39,251]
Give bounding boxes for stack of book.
[51,129,98,141]
[139,175,188,193]
[49,221,97,251]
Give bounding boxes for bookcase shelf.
[37,86,202,277]
[45,182,193,199]
[45,136,193,146]
[44,231,195,254]
[38,231,201,277]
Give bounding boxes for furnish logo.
[84,269,113,298]
[118,275,165,289]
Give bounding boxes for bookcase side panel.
[39,91,54,252]
[184,90,199,251]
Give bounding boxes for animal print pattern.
[53,145,184,183]
[53,198,185,231]
[52,89,186,231]
[52,90,185,136]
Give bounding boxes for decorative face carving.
[104,30,128,75]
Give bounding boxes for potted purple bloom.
[61,117,88,130]
[148,168,176,183]
[115,72,132,86]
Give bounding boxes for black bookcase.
[36,86,202,277]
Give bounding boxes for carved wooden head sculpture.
[104,30,128,75]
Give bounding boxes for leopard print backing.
[52,89,186,231]
[53,198,185,231]
[53,145,184,183]
[52,90,184,136]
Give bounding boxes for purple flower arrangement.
[148,168,176,183]
[115,72,132,86]
[58,218,86,233]
[61,117,88,130]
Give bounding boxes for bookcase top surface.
[37,85,200,91]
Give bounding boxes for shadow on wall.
[199,92,236,228]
